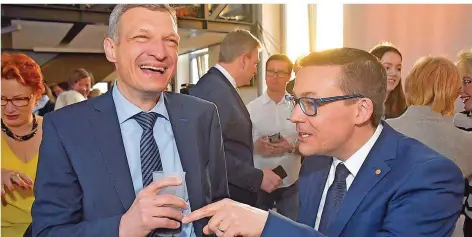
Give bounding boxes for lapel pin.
[375,169,381,175]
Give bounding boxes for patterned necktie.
[133,112,162,187]
[318,163,350,234]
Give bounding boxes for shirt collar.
[261,91,290,105]
[112,80,169,124]
[214,64,237,89]
[333,123,384,177]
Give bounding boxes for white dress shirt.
[314,124,384,230]
[214,64,238,90]
[247,91,301,188]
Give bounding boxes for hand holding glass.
[152,171,186,237]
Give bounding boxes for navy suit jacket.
[189,67,263,206]
[32,91,229,237]
[261,123,464,237]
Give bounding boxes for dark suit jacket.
[190,67,263,206]
[31,91,229,237]
[261,123,464,237]
[37,100,55,117]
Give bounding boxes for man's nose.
[147,40,168,61]
[289,104,305,123]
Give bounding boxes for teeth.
[462,97,470,103]
[140,65,165,73]
[299,133,310,138]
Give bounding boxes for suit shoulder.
[45,98,91,122]
[166,92,217,112]
[394,134,459,169]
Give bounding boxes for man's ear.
[239,53,249,70]
[354,98,375,125]
[104,37,117,63]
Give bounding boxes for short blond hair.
[109,4,177,43]
[218,29,261,63]
[456,49,472,78]
[405,56,461,116]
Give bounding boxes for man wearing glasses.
[247,54,301,220]
[182,48,464,237]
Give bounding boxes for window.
[315,3,343,51]
[189,48,209,84]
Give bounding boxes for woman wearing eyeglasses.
[1,53,45,237]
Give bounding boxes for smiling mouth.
[298,132,312,139]
[139,65,166,74]
[462,96,471,104]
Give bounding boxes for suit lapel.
[89,91,135,210]
[210,68,251,122]
[298,156,333,227]
[164,93,203,210]
[328,123,398,237]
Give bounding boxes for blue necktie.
[318,163,350,234]
[133,112,162,187]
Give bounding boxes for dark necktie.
[318,163,350,234]
[133,112,162,187]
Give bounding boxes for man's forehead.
[298,65,342,76]
[294,66,342,96]
[267,60,289,69]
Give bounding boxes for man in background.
[247,54,300,220]
[190,29,280,207]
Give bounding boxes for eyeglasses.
[266,70,290,78]
[285,94,365,116]
[1,95,33,107]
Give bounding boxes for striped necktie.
[133,111,162,187]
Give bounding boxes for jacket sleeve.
[32,115,121,237]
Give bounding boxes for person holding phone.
[247,54,301,220]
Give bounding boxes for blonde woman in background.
[388,56,472,177]
[454,49,472,237]
[454,49,472,131]
[387,56,472,237]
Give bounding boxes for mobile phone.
[272,165,288,179]
[268,132,281,143]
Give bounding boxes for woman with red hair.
[1,53,45,236]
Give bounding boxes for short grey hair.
[108,4,177,43]
[218,29,262,63]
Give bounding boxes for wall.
[344,4,472,84]
[258,4,285,95]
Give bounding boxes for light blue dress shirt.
[112,82,196,237]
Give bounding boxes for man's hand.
[119,177,188,237]
[182,198,268,237]
[269,136,293,156]
[254,136,275,156]
[261,168,282,193]
[255,136,292,157]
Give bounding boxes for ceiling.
[1,4,255,84]
[9,20,228,55]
